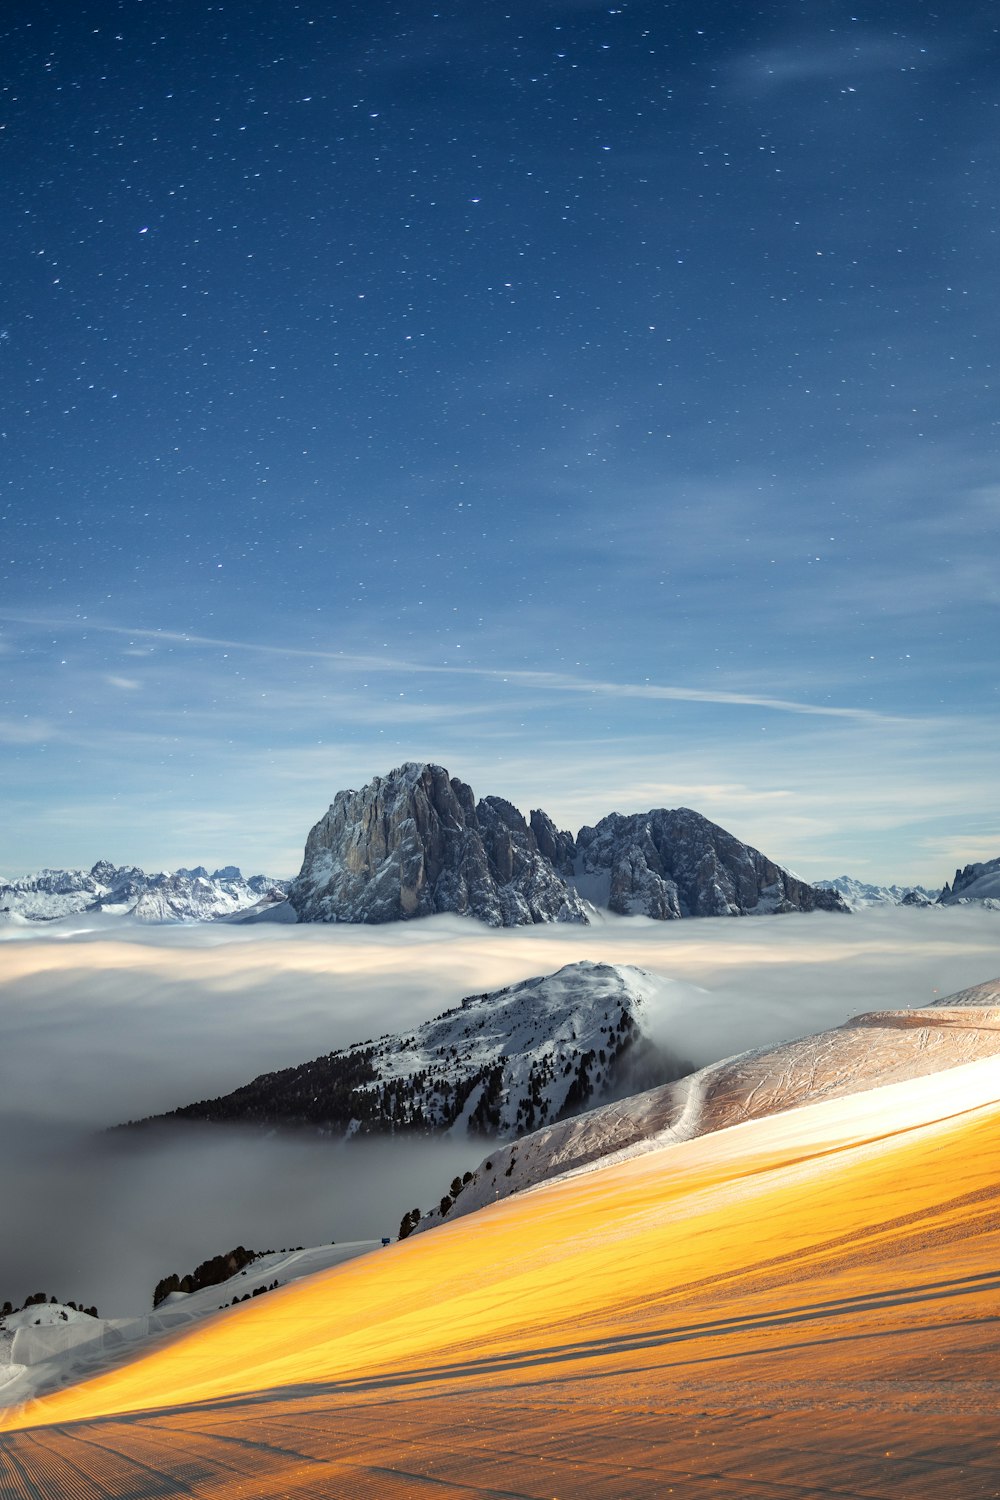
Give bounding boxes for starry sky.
[2,0,998,885]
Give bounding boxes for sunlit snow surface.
[2,1049,1000,1497]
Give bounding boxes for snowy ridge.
[415,978,1000,1232]
[145,962,689,1140]
[0,862,289,924]
[927,977,1000,1007]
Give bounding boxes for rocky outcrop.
[288,763,588,927]
[900,888,934,908]
[529,809,577,875]
[572,808,848,918]
[938,855,1000,907]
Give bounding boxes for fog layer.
[1,907,998,1315]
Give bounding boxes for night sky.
[2,0,998,884]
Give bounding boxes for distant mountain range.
[814,875,940,909]
[817,860,1000,911]
[288,761,848,925]
[128,961,690,1140]
[7,763,996,927]
[0,862,288,924]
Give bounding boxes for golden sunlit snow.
[2,1052,999,1496]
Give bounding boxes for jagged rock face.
[529,809,577,875]
[290,766,846,925]
[574,808,848,918]
[289,763,589,927]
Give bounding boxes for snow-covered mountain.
[411,975,1000,1235]
[138,962,690,1139]
[290,761,847,925]
[0,862,288,924]
[938,854,1000,908]
[815,875,940,909]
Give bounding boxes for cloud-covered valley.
[2,907,998,1317]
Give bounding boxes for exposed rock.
[528,809,577,875]
[572,808,848,918]
[288,762,588,927]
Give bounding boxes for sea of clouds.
[1,906,998,1317]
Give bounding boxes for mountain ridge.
[125,961,692,1141]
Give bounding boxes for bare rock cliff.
[289,762,588,926]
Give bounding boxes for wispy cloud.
[0,613,901,723]
[0,717,55,745]
[728,31,941,91]
[918,834,1000,868]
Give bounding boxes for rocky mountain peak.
[289,762,588,927]
[572,805,847,918]
[815,876,941,909]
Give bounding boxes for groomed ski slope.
[2,1047,1000,1497]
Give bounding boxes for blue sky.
[2,0,998,883]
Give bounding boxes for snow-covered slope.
[0,862,288,923]
[815,874,940,909]
[0,1243,378,1410]
[4,1039,1000,1500]
[414,975,1000,1232]
[938,854,1000,908]
[143,962,689,1140]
